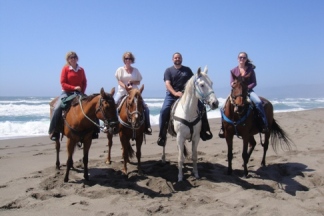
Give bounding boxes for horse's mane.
[128,88,143,100]
[182,75,195,99]
[84,93,99,102]
[70,93,100,107]
[182,72,209,101]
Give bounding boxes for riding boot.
[218,122,225,139]
[92,118,100,139]
[49,107,62,141]
[157,120,168,146]
[144,107,152,135]
[200,109,213,141]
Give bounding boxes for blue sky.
[0,0,323,98]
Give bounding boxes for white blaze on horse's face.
[195,67,219,110]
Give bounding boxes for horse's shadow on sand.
[69,158,312,198]
[197,161,313,196]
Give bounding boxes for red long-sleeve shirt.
[60,65,87,93]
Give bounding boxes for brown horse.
[221,74,293,178]
[106,85,146,175]
[49,87,119,182]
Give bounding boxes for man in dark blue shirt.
[157,52,212,146]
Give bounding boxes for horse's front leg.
[55,140,60,169]
[83,138,92,181]
[105,133,113,164]
[226,135,234,175]
[247,135,257,162]
[161,137,167,163]
[242,137,250,178]
[177,135,186,182]
[191,136,200,179]
[135,136,143,175]
[64,139,75,182]
[261,132,270,167]
[120,135,130,175]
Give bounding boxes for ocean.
[1,96,324,140]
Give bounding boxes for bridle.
[230,81,249,115]
[194,74,215,108]
[118,91,145,139]
[125,94,145,128]
[94,95,119,132]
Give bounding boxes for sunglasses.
[125,58,132,60]
[69,56,77,59]
[239,56,247,60]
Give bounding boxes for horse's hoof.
[105,160,111,165]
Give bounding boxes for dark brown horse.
[106,85,146,175]
[49,87,119,182]
[221,74,293,178]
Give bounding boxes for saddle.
[167,99,180,137]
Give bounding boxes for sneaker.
[218,132,225,139]
[218,128,225,139]
[77,142,83,148]
[200,131,213,141]
[49,132,59,141]
[144,128,152,135]
[157,137,166,147]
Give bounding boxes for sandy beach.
[0,109,324,216]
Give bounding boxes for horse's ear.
[203,66,208,74]
[197,67,201,76]
[100,87,105,96]
[140,84,144,94]
[110,87,115,96]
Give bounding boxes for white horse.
[162,66,219,181]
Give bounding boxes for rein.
[79,95,116,132]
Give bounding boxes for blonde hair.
[123,52,135,63]
[65,51,78,64]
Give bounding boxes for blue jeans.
[48,92,69,134]
[249,91,268,127]
[158,91,204,138]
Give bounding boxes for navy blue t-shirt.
[164,65,193,92]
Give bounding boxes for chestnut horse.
[49,87,119,182]
[221,74,293,178]
[106,85,146,175]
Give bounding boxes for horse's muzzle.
[209,100,219,110]
[105,122,119,135]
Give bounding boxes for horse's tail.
[270,119,294,153]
